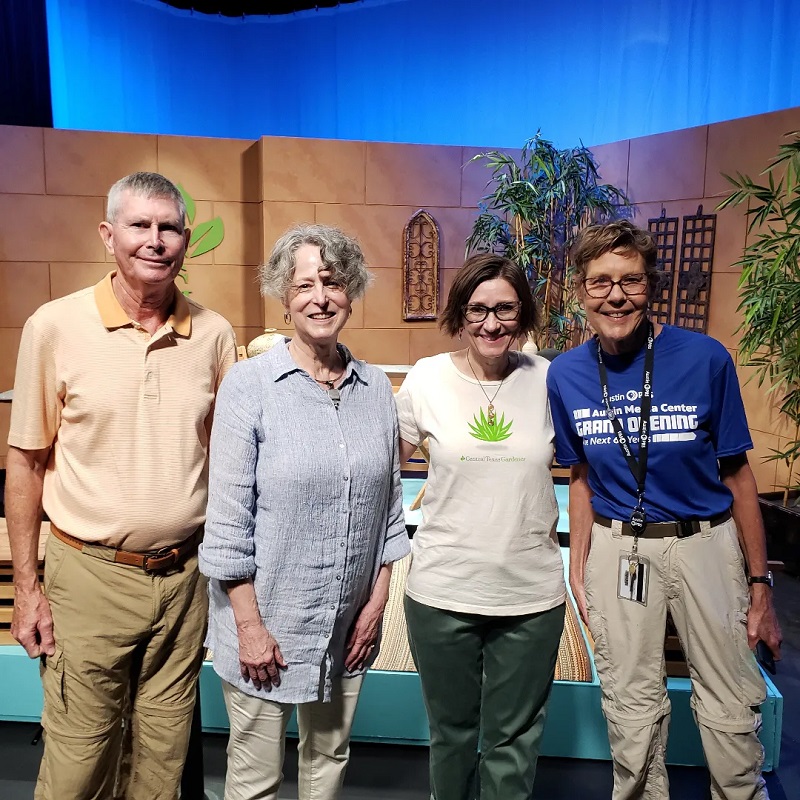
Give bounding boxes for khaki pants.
[584,517,768,800]
[36,533,207,800]
[222,675,364,800]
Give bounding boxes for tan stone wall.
[2,108,799,489]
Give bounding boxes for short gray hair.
[260,224,371,301]
[106,172,187,225]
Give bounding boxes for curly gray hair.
[260,224,371,301]
[106,172,186,225]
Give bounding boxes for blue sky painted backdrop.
[46,0,800,147]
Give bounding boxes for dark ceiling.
[158,0,363,16]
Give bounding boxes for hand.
[237,621,287,691]
[12,588,56,659]
[747,585,782,660]
[345,601,384,672]
[569,570,589,627]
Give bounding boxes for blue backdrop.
[45,0,800,147]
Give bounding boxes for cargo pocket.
[41,645,67,716]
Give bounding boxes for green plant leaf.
[177,183,196,226]
[467,408,514,442]
[189,217,225,258]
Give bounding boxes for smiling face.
[581,249,650,355]
[99,191,188,294]
[285,243,352,348]
[462,277,521,363]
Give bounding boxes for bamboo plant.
[465,133,630,350]
[718,131,800,506]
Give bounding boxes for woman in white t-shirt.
[396,254,566,800]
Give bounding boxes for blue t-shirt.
[546,325,752,522]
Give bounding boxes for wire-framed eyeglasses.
[582,274,649,298]
[463,302,521,323]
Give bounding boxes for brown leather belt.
[50,523,200,573]
[594,509,732,538]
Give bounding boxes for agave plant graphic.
[175,184,226,293]
[468,408,514,442]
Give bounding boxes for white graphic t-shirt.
[395,352,566,615]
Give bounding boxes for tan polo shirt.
[8,272,237,551]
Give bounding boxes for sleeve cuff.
[198,544,256,581]
[381,528,411,564]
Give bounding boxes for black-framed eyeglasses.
[582,274,649,298]
[463,302,521,323]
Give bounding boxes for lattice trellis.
[647,208,679,326]
[674,205,716,333]
[402,209,440,321]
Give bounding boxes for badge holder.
[617,552,650,605]
[618,503,650,604]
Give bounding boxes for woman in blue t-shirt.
[547,220,781,800]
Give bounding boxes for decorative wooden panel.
[674,205,717,333]
[647,208,679,326]
[402,209,440,321]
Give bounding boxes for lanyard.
[595,321,655,535]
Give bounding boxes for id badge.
[617,553,650,605]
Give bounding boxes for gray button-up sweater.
[199,339,409,703]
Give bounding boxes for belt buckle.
[677,520,695,538]
[143,546,179,574]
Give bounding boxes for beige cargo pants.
[584,517,768,800]
[36,533,206,800]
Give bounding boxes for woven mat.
[373,555,593,682]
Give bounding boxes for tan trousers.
[221,675,364,800]
[36,533,207,800]
[584,517,768,800]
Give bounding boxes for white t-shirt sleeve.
[395,363,423,446]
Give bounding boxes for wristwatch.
[748,571,774,588]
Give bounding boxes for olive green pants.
[405,596,565,800]
[35,533,206,800]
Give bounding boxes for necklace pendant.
[487,403,496,426]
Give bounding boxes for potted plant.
[719,131,800,573]
[465,132,630,351]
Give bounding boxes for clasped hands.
[237,600,384,691]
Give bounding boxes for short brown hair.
[571,220,658,288]
[439,254,538,337]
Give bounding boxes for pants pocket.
[42,644,67,716]
[43,536,68,596]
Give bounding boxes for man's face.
[99,191,189,292]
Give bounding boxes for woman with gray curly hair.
[200,224,409,800]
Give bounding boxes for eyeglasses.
[582,274,649,298]
[463,302,521,323]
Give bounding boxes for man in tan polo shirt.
[5,172,237,799]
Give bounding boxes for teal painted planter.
[0,646,783,771]
[197,663,782,769]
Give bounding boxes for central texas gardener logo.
[468,407,514,442]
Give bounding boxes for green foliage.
[718,131,800,503]
[171,185,226,294]
[177,183,196,225]
[189,217,225,258]
[468,408,514,442]
[465,132,630,350]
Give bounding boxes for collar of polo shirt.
[93,271,192,336]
